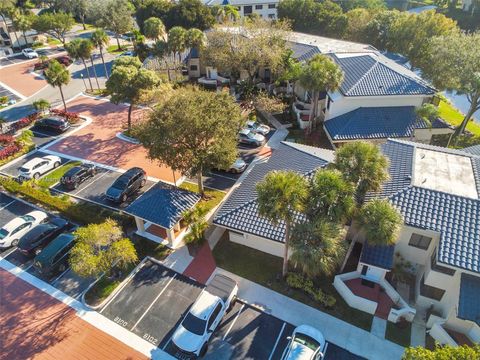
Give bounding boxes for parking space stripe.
[51,267,70,285]
[0,200,15,212]
[72,170,110,196]
[1,247,17,259]
[268,322,286,360]
[206,172,238,181]
[222,303,245,341]
[100,270,138,314]
[130,274,177,331]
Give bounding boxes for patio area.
[345,278,395,320]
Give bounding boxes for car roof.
[41,116,65,122]
[189,291,219,320]
[22,157,45,168]
[122,167,144,178]
[64,166,83,177]
[2,217,27,231]
[20,223,55,241]
[34,233,74,263]
[239,129,250,135]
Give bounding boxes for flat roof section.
[413,148,478,199]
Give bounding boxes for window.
[268,3,276,8]
[208,303,222,329]
[420,275,445,301]
[361,265,368,276]
[268,13,275,18]
[255,4,263,9]
[430,251,455,276]
[244,5,252,14]
[230,230,244,237]
[408,233,432,250]
[190,65,198,71]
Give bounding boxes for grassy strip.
[0,176,132,228]
[213,236,373,331]
[385,321,412,347]
[84,276,122,306]
[37,161,81,188]
[439,100,480,137]
[107,45,126,54]
[179,181,225,214]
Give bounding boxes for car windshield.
[294,334,320,351]
[182,313,206,336]
[247,131,256,139]
[19,167,29,173]
[20,215,35,222]
[112,177,129,189]
[0,228,9,239]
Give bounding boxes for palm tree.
[81,39,100,90]
[256,170,308,277]
[186,28,205,50]
[306,169,354,224]
[91,29,110,80]
[66,39,93,91]
[356,199,403,246]
[167,26,187,63]
[333,141,389,205]
[14,12,33,47]
[143,17,166,41]
[224,5,240,22]
[44,60,70,111]
[290,220,347,277]
[32,98,50,115]
[0,0,15,46]
[299,54,344,131]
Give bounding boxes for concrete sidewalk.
[214,267,405,360]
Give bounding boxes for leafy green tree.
[167,26,187,62]
[402,344,480,359]
[168,0,215,30]
[419,32,480,139]
[276,49,303,95]
[362,10,404,50]
[344,8,376,43]
[388,10,458,69]
[134,0,173,33]
[306,169,354,223]
[43,60,70,111]
[356,199,403,246]
[32,12,75,45]
[202,18,289,83]
[69,219,138,278]
[298,54,344,131]
[32,98,50,114]
[60,0,89,30]
[415,103,440,128]
[144,16,166,41]
[333,141,389,205]
[134,86,243,193]
[66,38,94,91]
[338,0,385,11]
[91,29,110,79]
[290,220,346,277]
[0,0,15,46]
[106,57,160,130]
[185,28,204,50]
[95,0,134,50]
[256,170,308,277]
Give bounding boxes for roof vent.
[420,153,426,159]
[422,178,427,184]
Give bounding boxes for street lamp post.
[80,73,87,92]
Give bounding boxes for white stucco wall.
[228,230,286,258]
[235,2,278,19]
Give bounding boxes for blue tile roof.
[125,183,201,229]
[287,41,322,63]
[360,242,395,270]
[214,142,331,242]
[458,273,480,326]
[331,54,435,97]
[464,145,480,156]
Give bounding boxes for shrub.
[0,143,21,160]
[286,272,336,308]
[50,108,81,124]
[0,134,14,145]
[13,113,39,131]
[0,96,8,105]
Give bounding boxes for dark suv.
[105,167,146,203]
[60,163,97,190]
[35,116,71,133]
[32,233,75,277]
[18,218,71,257]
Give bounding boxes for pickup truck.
[171,274,238,358]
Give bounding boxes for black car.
[32,233,75,277]
[60,163,97,190]
[105,167,146,203]
[18,217,71,257]
[35,116,71,133]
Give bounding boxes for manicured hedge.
[50,108,81,124]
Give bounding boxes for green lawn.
[385,321,412,347]
[439,100,480,137]
[107,45,127,54]
[213,235,373,331]
[47,38,62,46]
[37,161,81,188]
[84,275,122,306]
[179,181,225,214]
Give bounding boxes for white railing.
[381,278,416,322]
[429,322,458,346]
[333,272,377,315]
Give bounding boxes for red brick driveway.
[0,268,147,360]
[0,60,47,97]
[48,95,179,183]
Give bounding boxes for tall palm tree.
[91,29,110,80]
[356,199,403,246]
[299,54,344,131]
[143,17,166,41]
[66,39,93,91]
[290,220,347,278]
[224,5,240,22]
[80,39,100,90]
[333,141,390,205]
[256,170,308,277]
[44,60,70,111]
[186,28,205,50]
[167,26,187,63]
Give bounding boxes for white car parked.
[18,155,62,180]
[0,210,48,248]
[22,48,39,59]
[281,325,327,360]
[246,120,271,136]
[172,274,238,357]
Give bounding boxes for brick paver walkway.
[0,268,147,360]
[0,60,47,97]
[183,242,216,285]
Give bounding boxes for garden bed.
[212,234,373,331]
[385,320,412,347]
[179,181,225,214]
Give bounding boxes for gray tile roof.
[360,243,395,270]
[464,145,480,156]
[331,54,435,97]
[458,273,480,326]
[287,41,322,63]
[125,183,201,229]
[214,142,330,241]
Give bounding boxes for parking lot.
[0,47,65,67]
[0,150,69,178]
[0,84,22,103]
[52,165,157,211]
